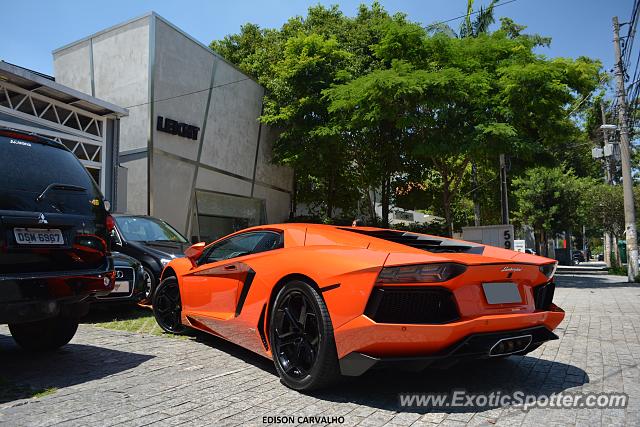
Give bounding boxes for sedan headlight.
[539,262,557,279]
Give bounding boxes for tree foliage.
[211,2,603,236]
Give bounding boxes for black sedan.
[96,252,146,303]
[109,214,189,300]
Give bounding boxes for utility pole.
[601,104,613,267]
[613,16,639,282]
[499,154,509,225]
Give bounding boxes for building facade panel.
[152,152,196,231]
[198,63,263,179]
[153,18,213,162]
[52,41,92,95]
[51,12,293,240]
[90,18,150,152]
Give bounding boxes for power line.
[124,0,520,110]
[123,77,252,109]
[428,0,519,27]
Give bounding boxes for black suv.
[110,214,188,300]
[0,129,115,350]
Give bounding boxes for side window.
[199,231,283,265]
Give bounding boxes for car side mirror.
[185,242,206,262]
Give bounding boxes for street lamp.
[600,124,618,131]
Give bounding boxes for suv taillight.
[106,214,115,233]
[0,130,41,142]
[376,263,467,285]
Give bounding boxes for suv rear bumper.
[0,258,115,324]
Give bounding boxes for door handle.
[224,265,237,271]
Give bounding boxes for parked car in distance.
[0,128,115,351]
[96,252,146,303]
[153,223,563,391]
[572,250,586,264]
[525,248,537,255]
[109,214,189,301]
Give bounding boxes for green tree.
[212,3,602,234]
[512,166,592,255]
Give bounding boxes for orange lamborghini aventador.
[152,224,563,390]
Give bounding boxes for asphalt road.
[0,275,638,426]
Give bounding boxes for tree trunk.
[326,168,335,220]
[442,185,453,237]
[366,188,376,225]
[290,170,297,220]
[613,234,621,267]
[472,162,481,226]
[534,229,543,255]
[604,231,611,267]
[381,174,390,228]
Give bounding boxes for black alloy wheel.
[142,267,155,302]
[152,277,185,334]
[269,280,340,391]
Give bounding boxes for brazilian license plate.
[482,282,522,304]
[14,228,64,245]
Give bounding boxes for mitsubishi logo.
[37,213,48,224]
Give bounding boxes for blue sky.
[0,0,633,77]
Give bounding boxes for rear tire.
[9,316,79,351]
[269,280,340,391]
[153,276,186,334]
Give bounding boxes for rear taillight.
[376,263,467,284]
[539,262,557,279]
[0,130,41,142]
[106,214,115,233]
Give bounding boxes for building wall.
[53,12,293,238]
[54,16,151,215]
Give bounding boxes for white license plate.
[112,281,131,293]
[482,282,522,304]
[14,228,64,245]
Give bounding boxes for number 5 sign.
[462,225,515,250]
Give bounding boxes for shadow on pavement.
[192,332,277,375]
[555,275,638,289]
[313,356,589,414]
[188,330,588,414]
[0,333,154,404]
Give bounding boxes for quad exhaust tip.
[489,335,532,357]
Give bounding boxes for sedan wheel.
[142,267,155,301]
[152,277,185,334]
[269,280,340,390]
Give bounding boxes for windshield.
[0,135,103,214]
[115,216,188,243]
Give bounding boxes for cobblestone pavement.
[1,275,639,426]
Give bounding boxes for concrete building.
[52,12,293,242]
[0,61,128,202]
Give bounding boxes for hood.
[112,251,141,268]
[128,240,188,259]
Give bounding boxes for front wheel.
[9,316,79,351]
[141,267,156,303]
[153,276,186,334]
[269,280,340,391]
